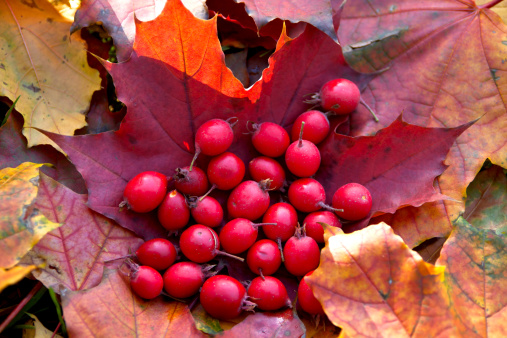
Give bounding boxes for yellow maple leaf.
[0,0,101,148]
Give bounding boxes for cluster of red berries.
[117,79,373,320]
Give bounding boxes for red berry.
[285,122,321,177]
[283,228,320,276]
[179,224,220,263]
[122,171,167,213]
[332,183,372,220]
[319,78,360,115]
[219,218,275,254]
[246,239,282,276]
[303,211,341,243]
[189,196,224,228]
[207,152,245,190]
[291,110,330,145]
[288,178,326,212]
[262,202,297,243]
[248,157,285,190]
[157,190,190,231]
[174,166,209,196]
[250,122,290,158]
[247,276,290,311]
[130,264,163,300]
[227,180,271,221]
[298,271,325,315]
[200,275,247,320]
[163,262,204,298]
[135,238,177,271]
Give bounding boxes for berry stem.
[199,184,216,202]
[277,238,285,262]
[189,149,200,171]
[103,254,133,263]
[298,121,305,147]
[317,201,344,213]
[252,222,277,228]
[226,116,239,128]
[359,98,379,122]
[217,250,245,262]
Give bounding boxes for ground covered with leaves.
[0,0,506,337]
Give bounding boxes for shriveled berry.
[174,166,209,196]
[122,171,168,213]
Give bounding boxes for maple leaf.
[315,115,473,224]
[308,223,457,337]
[0,109,86,193]
[62,268,206,337]
[0,162,61,269]
[337,0,507,205]
[20,173,143,293]
[72,0,209,62]
[0,0,101,148]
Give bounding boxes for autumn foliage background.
[0,0,506,336]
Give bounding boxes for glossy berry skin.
[227,180,270,221]
[163,262,204,298]
[319,78,360,115]
[135,238,177,271]
[285,140,321,177]
[195,119,234,156]
[219,218,259,254]
[247,276,290,311]
[207,152,245,190]
[303,211,342,243]
[130,265,163,300]
[332,183,372,221]
[251,122,290,158]
[190,196,223,228]
[179,225,220,263]
[200,275,246,320]
[246,239,282,276]
[123,171,168,213]
[157,190,190,230]
[288,178,326,213]
[283,235,320,276]
[298,271,325,315]
[291,111,330,145]
[262,203,297,243]
[248,157,285,190]
[174,166,209,196]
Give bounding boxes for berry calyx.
[121,171,168,213]
[285,122,321,177]
[332,183,373,221]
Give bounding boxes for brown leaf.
[62,269,205,337]
[21,173,143,293]
[308,223,456,337]
[0,163,61,268]
[0,0,101,148]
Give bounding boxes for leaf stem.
[479,0,504,9]
[0,282,43,332]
